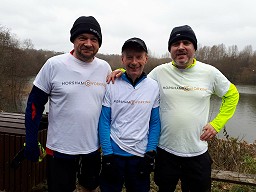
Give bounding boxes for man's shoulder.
[195,61,222,75]
[94,57,111,66]
[154,62,170,69]
[196,60,216,69]
[46,53,70,64]
[146,78,159,92]
[148,62,171,79]
[146,76,158,85]
[49,52,69,59]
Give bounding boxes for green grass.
[33,137,256,191]
[208,137,256,192]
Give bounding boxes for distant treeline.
[98,44,256,85]
[196,44,256,85]
[0,25,255,112]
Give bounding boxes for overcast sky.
[1,0,255,57]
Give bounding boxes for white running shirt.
[34,53,111,154]
[103,77,160,156]
[148,61,230,157]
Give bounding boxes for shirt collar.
[172,58,197,69]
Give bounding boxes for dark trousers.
[47,150,101,192]
[154,147,212,192]
[100,155,150,192]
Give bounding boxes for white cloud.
[1,0,255,57]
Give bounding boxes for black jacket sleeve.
[24,85,48,161]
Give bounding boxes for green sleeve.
[209,83,239,132]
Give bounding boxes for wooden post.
[212,169,256,186]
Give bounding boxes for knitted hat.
[168,25,197,51]
[122,37,148,53]
[70,16,102,47]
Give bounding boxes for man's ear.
[121,55,125,65]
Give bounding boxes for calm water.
[210,85,256,143]
[23,85,256,143]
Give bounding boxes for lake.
[23,84,256,143]
[210,85,256,143]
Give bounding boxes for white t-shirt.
[34,53,111,155]
[148,61,230,157]
[103,76,160,156]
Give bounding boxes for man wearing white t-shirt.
[149,25,239,192]
[99,37,161,192]
[24,16,111,192]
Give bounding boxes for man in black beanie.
[24,16,111,192]
[107,24,239,192]
[150,25,239,192]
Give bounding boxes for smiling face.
[73,33,99,62]
[170,39,195,69]
[121,48,148,82]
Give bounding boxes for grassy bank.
[208,137,256,192]
[209,137,256,174]
[32,137,256,192]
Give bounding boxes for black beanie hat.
[70,16,102,47]
[168,25,197,51]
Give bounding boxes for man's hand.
[139,151,156,177]
[24,142,46,162]
[200,123,217,141]
[106,69,123,84]
[24,144,40,162]
[38,142,46,162]
[101,154,120,182]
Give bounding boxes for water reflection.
[210,85,256,143]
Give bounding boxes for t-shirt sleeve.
[213,68,231,97]
[102,84,111,107]
[33,60,52,94]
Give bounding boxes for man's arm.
[98,106,113,155]
[139,107,161,176]
[200,83,239,141]
[25,85,48,161]
[106,68,125,84]
[146,107,161,152]
[210,83,239,132]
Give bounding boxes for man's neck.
[172,58,196,69]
